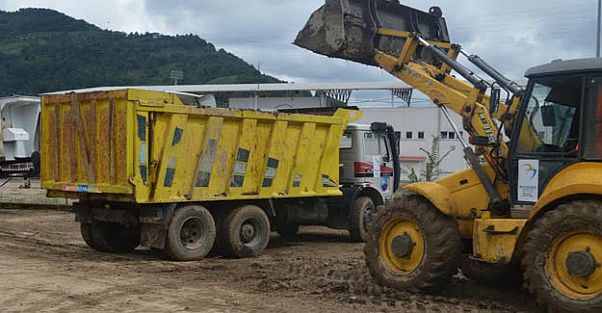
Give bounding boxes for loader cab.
[509,58,602,204]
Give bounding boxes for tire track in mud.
[0,209,539,312]
[238,257,538,313]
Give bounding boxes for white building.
[357,107,469,181]
[229,97,322,110]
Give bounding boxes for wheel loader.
[296,1,602,311]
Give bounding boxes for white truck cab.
[336,123,400,240]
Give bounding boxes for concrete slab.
[0,178,73,207]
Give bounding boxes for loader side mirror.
[489,88,501,115]
[541,106,557,127]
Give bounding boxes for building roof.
[525,58,602,78]
[42,81,411,95]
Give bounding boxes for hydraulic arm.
[295,0,525,209]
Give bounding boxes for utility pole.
[598,0,601,57]
[596,0,602,58]
[169,70,184,85]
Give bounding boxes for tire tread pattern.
[522,200,602,313]
[364,195,462,293]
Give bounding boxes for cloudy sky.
[0,0,598,83]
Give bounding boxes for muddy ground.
[0,207,539,312]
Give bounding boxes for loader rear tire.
[218,205,270,258]
[364,195,462,293]
[522,201,602,312]
[164,205,216,261]
[349,196,375,242]
[80,221,140,253]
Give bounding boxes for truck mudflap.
[294,0,450,66]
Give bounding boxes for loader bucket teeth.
[295,0,451,66]
[294,0,377,65]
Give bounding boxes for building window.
[440,131,459,140]
[418,131,425,139]
[406,131,413,139]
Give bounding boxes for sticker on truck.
[61,184,102,193]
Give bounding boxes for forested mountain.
[0,8,280,96]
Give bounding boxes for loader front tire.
[522,201,602,312]
[164,205,216,261]
[80,221,140,253]
[364,195,462,293]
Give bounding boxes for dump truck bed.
[41,89,360,203]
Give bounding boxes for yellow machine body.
[41,89,361,204]
[404,167,525,263]
[404,162,602,263]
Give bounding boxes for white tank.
[0,96,40,161]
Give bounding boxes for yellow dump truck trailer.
[41,89,361,260]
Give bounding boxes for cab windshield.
[516,76,581,155]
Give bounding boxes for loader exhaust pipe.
[295,0,450,66]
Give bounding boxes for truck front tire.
[164,205,216,261]
[80,221,140,253]
[349,196,375,242]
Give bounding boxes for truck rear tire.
[80,221,140,253]
[275,223,300,239]
[349,196,375,242]
[364,195,462,293]
[522,201,602,312]
[218,205,270,258]
[164,205,216,261]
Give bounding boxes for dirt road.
[0,208,538,312]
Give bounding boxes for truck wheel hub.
[566,250,597,278]
[363,207,374,230]
[391,234,414,258]
[180,218,203,249]
[241,223,256,242]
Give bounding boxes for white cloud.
[0,0,598,82]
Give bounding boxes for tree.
[401,135,456,183]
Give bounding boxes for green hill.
[0,8,281,96]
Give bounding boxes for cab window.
[516,76,581,156]
[364,132,389,159]
[340,131,353,149]
[583,77,602,159]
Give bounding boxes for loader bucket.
[294,0,450,66]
